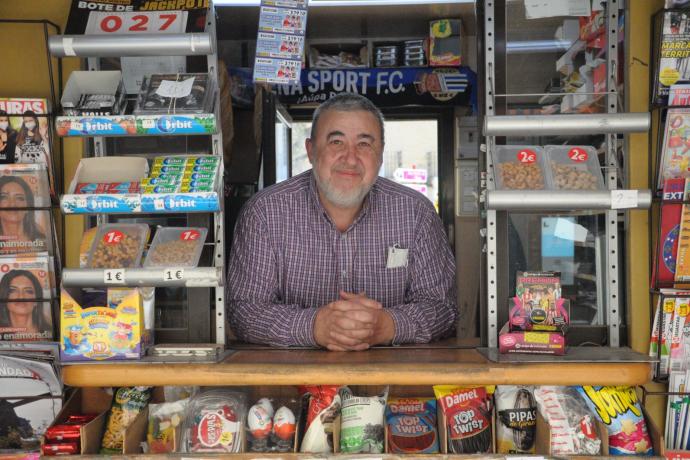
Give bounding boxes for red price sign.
[85,11,187,35]
[103,230,124,245]
[568,147,588,162]
[516,149,537,163]
[180,230,200,241]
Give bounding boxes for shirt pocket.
[357,261,408,308]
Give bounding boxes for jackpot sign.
[275,66,477,108]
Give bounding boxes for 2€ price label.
[163,268,184,282]
[568,147,588,162]
[85,11,187,35]
[516,149,537,163]
[104,269,126,285]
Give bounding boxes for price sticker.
[85,11,187,35]
[568,147,588,162]
[180,229,200,241]
[103,230,124,245]
[516,149,536,163]
[153,198,165,210]
[141,118,155,129]
[71,121,83,131]
[163,268,184,282]
[104,269,126,285]
[611,190,638,209]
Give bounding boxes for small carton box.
[535,410,609,456]
[429,19,462,66]
[61,71,126,117]
[60,287,147,362]
[61,157,148,213]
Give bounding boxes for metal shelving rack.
[48,3,226,345]
[481,0,650,349]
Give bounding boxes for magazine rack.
[48,3,226,346]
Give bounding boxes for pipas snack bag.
[101,386,153,454]
[386,397,439,454]
[299,385,341,453]
[495,386,536,454]
[434,385,494,454]
[534,386,602,456]
[338,386,387,454]
[577,386,654,455]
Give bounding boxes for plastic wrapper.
[147,399,189,454]
[299,385,341,453]
[339,386,387,454]
[534,386,602,456]
[144,227,207,268]
[87,224,149,269]
[180,389,246,453]
[164,386,198,402]
[577,386,654,455]
[246,397,298,452]
[100,386,153,454]
[386,397,439,454]
[495,386,536,454]
[135,74,213,114]
[434,385,494,454]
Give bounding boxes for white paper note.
[524,0,591,19]
[155,77,195,98]
[611,190,638,209]
[553,217,589,243]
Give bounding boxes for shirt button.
[341,234,347,240]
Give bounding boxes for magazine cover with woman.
[0,163,52,255]
[0,255,53,341]
[0,98,55,195]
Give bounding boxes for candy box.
[491,146,549,190]
[510,271,569,333]
[498,324,566,355]
[60,287,147,362]
[180,389,247,453]
[144,227,207,268]
[429,19,462,66]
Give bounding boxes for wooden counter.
[62,346,653,387]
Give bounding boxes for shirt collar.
[308,170,377,232]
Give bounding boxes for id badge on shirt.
[386,244,409,269]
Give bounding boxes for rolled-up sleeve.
[387,205,458,344]
[227,204,318,347]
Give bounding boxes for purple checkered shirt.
[227,170,458,347]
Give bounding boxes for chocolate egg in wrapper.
[273,406,296,441]
[248,404,273,439]
[257,397,275,418]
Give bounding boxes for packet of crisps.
[577,386,654,455]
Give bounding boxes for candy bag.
[534,386,602,456]
[147,399,188,453]
[339,386,387,453]
[299,385,341,453]
[577,386,654,455]
[434,385,494,454]
[100,386,152,454]
[495,385,536,454]
[386,397,439,454]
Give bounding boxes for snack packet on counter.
[180,389,246,453]
[100,386,153,454]
[577,386,654,455]
[434,385,494,454]
[339,386,387,453]
[495,386,536,454]
[246,397,298,452]
[299,385,341,453]
[533,386,602,456]
[386,397,439,454]
[147,399,189,453]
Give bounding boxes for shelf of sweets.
[61,342,653,388]
[60,189,221,214]
[55,113,216,137]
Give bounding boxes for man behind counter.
[227,93,457,351]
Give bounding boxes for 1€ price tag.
[163,268,184,282]
[104,269,126,285]
[611,190,638,209]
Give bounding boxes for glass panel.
[507,212,605,326]
[275,117,290,183]
[291,119,439,208]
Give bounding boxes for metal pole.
[486,190,652,211]
[48,33,213,57]
[484,113,650,136]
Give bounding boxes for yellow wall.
[0,0,84,268]
[627,0,666,432]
